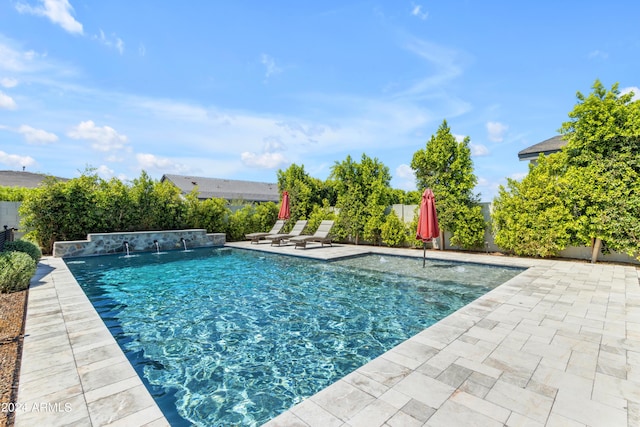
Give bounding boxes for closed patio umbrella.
[278,191,290,220]
[416,188,440,267]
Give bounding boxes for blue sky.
[1,1,638,201]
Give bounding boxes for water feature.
[180,237,192,252]
[66,248,523,426]
[123,241,130,256]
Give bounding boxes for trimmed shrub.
[381,210,409,247]
[0,251,36,293]
[4,240,42,262]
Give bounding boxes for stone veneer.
[53,229,225,258]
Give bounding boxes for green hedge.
[3,240,42,262]
[0,251,36,293]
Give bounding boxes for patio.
[15,242,640,426]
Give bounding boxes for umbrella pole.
[423,241,426,267]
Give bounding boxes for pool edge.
[15,256,170,427]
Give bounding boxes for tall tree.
[492,81,640,260]
[559,80,640,258]
[277,164,323,227]
[330,154,392,244]
[411,120,485,249]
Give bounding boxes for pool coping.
[15,243,640,426]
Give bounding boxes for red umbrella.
[416,188,439,267]
[278,191,290,220]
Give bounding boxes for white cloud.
[510,172,527,181]
[411,4,429,20]
[262,136,286,153]
[0,91,16,109]
[394,164,416,191]
[395,164,414,180]
[1,78,18,88]
[95,30,125,55]
[470,143,489,156]
[96,165,114,178]
[397,37,467,104]
[16,0,83,35]
[241,151,288,169]
[68,120,128,151]
[486,121,508,142]
[136,153,190,174]
[0,39,51,74]
[621,86,640,101]
[588,50,608,60]
[261,54,282,79]
[18,125,58,143]
[0,150,36,168]
[105,154,124,162]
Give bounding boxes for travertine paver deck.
[15,256,169,427]
[14,242,640,426]
[227,241,640,427]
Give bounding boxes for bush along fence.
[0,238,40,293]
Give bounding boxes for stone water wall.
[53,229,225,258]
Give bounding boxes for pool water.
[66,248,522,426]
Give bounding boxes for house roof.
[0,170,67,188]
[161,174,280,202]
[518,135,567,161]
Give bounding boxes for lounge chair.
[245,220,286,244]
[289,220,334,249]
[265,220,308,246]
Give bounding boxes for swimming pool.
[65,248,522,426]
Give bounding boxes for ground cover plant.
[0,240,35,426]
[0,251,36,294]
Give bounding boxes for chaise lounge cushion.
[265,220,308,246]
[288,220,334,249]
[245,220,286,243]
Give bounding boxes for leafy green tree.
[20,174,100,252]
[20,171,192,252]
[129,171,186,230]
[565,157,640,257]
[381,210,409,247]
[493,80,640,260]
[492,153,575,257]
[227,205,258,241]
[19,178,63,252]
[277,164,324,228]
[561,81,640,166]
[253,202,279,233]
[411,120,485,249]
[306,201,336,234]
[94,178,135,232]
[389,188,421,205]
[184,191,230,233]
[0,186,32,201]
[331,154,392,244]
[330,155,363,242]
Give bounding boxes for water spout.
[123,241,130,256]
[154,240,160,253]
[180,237,187,251]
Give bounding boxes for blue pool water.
[65,248,522,426]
